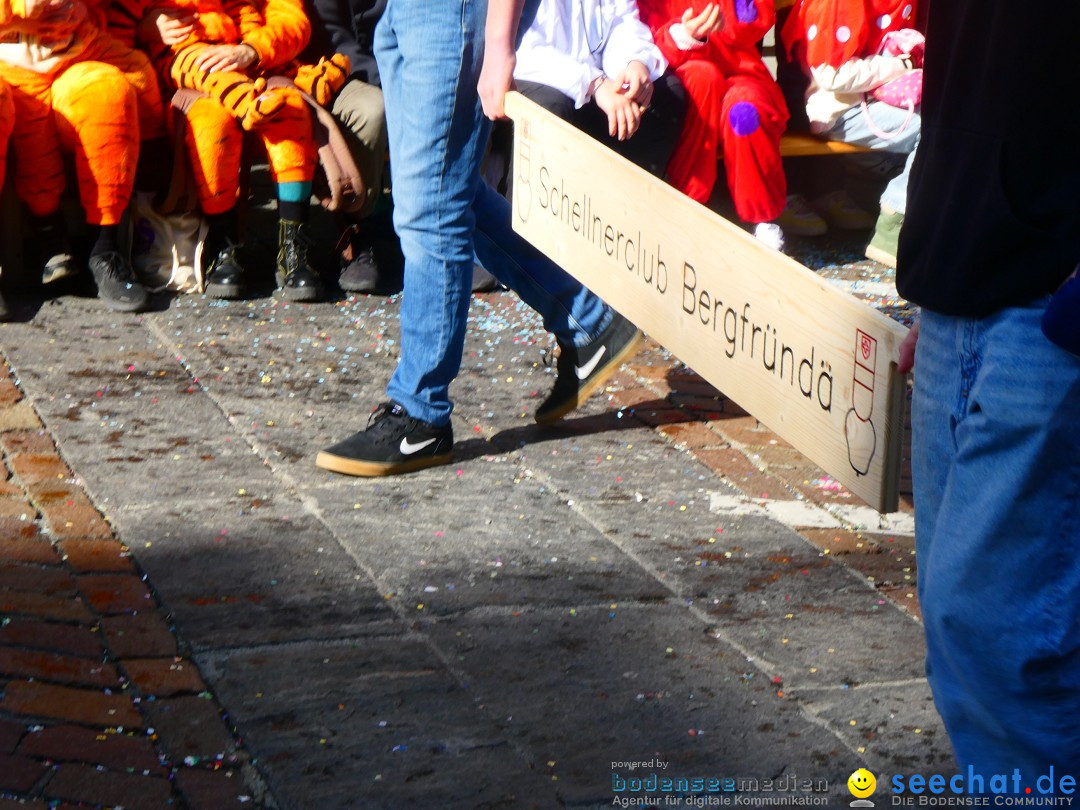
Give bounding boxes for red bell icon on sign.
[845,329,878,476]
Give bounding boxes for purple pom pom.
[728,101,760,136]
[735,0,758,24]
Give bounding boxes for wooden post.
[504,92,909,513]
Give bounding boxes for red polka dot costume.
[781,0,918,133]
[784,0,915,68]
[638,0,788,223]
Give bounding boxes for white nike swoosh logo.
[400,436,437,455]
[575,345,607,380]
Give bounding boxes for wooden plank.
[504,91,908,513]
[779,132,872,157]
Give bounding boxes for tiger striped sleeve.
[233,0,310,72]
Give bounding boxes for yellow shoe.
[813,190,876,231]
[776,194,827,237]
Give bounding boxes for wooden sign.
[504,92,909,513]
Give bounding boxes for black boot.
[202,234,246,300]
[275,220,323,302]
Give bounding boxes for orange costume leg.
[168,43,286,131]
[255,90,316,186]
[719,75,789,224]
[179,95,244,215]
[83,34,166,141]
[51,61,139,226]
[0,77,13,191]
[0,64,67,218]
[668,60,726,205]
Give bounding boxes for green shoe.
[865,207,904,268]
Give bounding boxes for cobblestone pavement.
[0,213,943,809]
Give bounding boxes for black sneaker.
[316,401,453,477]
[471,264,501,292]
[535,313,642,424]
[88,251,149,312]
[339,246,381,293]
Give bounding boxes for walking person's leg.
[317,0,642,476]
[317,0,490,476]
[912,304,1080,774]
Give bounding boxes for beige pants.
[332,79,387,219]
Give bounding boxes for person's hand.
[681,2,722,40]
[479,40,516,120]
[139,7,195,47]
[22,0,66,17]
[897,318,919,374]
[614,60,653,109]
[194,43,258,73]
[594,78,642,140]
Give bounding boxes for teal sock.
[278,181,312,204]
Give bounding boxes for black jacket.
[302,0,386,87]
[896,2,1080,316]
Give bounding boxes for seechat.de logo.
[849,768,877,807]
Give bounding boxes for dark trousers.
[516,73,686,179]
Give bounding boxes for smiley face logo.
[848,769,876,798]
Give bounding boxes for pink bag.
[871,67,922,108]
[862,29,924,140]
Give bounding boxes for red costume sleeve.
[782,0,917,69]
[640,0,775,71]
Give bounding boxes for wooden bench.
[779,131,873,157]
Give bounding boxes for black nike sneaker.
[316,401,453,476]
[535,313,643,424]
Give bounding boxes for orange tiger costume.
[0,0,162,226]
[108,0,347,129]
[108,0,342,300]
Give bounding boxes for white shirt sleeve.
[809,55,909,94]
[601,0,667,82]
[514,0,666,108]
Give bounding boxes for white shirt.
[514,0,667,108]
[805,55,909,132]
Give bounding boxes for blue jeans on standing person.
[825,102,920,215]
[374,0,612,427]
[911,303,1080,776]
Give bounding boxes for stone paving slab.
[0,242,948,810]
[198,638,561,810]
[420,605,865,804]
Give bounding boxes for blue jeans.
[912,304,1080,776]
[825,101,920,214]
[375,0,611,426]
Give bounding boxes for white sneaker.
[753,222,786,252]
